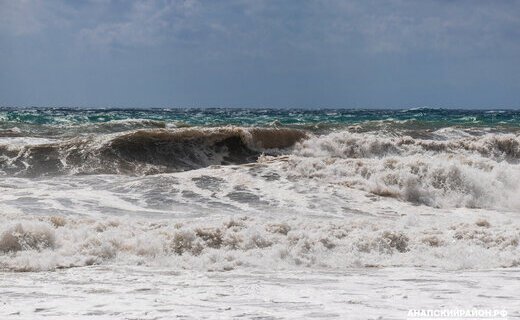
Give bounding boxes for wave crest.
[0,127,306,176]
[294,131,520,160]
[283,131,520,209]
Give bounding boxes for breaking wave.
[293,131,520,161]
[0,127,306,176]
[282,131,520,209]
[2,127,520,210]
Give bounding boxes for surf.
[0,127,307,176]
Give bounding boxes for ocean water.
[1,107,519,319]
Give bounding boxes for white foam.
[0,206,518,272]
[1,265,518,319]
[284,131,520,209]
[2,128,520,318]
[0,137,57,146]
[1,129,519,274]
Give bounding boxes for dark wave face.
[0,128,307,176]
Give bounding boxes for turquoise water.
[1,107,519,129]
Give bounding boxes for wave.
[3,128,520,210]
[0,119,168,139]
[293,131,520,161]
[75,118,168,132]
[1,213,518,272]
[0,127,307,176]
[0,127,23,137]
[278,131,520,209]
[279,154,520,209]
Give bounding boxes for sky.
[0,0,519,108]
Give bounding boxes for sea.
[0,107,519,319]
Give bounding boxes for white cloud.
[2,0,519,58]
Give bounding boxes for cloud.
[309,0,520,55]
[2,0,520,57]
[77,0,200,48]
[0,0,72,36]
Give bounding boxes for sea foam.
[1,211,518,272]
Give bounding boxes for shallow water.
[2,267,519,319]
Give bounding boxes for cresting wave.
[280,131,520,209]
[0,213,518,272]
[293,130,520,161]
[0,127,307,176]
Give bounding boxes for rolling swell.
[0,127,307,176]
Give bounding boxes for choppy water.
[1,107,519,319]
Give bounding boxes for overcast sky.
[1,0,519,108]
